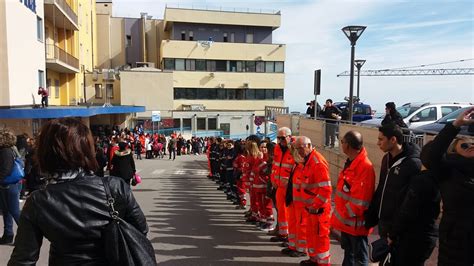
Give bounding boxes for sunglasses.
[277,136,287,141]
[460,142,474,150]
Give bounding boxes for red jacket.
[331,147,375,236]
[271,145,295,188]
[301,150,332,213]
[233,154,246,179]
[252,155,269,191]
[242,155,257,186]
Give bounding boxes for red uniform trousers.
[307,210,331,265]
[275,186,289,236]
[255,190,273,222]
[249,186,258,216]
[294,202,308,253]
[287,202,297,250]
[236,179,247,206]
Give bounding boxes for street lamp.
[342,25,366,122]
[354,59,366,100]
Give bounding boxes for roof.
[0,105,146,119]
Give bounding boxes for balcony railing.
[45,0,78,26]
[46,44,79,70]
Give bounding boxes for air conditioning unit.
[209,72,215,78]
[243,82,249,88]
[92,70,99,81]
[102,69,115,80]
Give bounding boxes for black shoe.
[281,247,293,255]
[290,251,307,257]
[270,235,288,242]
[299,259,316,266]
[0,235,14,245]
[280,241,289,247]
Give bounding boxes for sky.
[112,0,474,114]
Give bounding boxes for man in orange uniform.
[271,127,295,242]
[296,136,332,266]
[331,131,375,266]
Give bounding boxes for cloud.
[372,18,473,31]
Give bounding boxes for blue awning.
[0,105,146,119]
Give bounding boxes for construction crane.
[337,58,474,76]
[337,68,474,76]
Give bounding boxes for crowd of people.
[205,106,474,266]
[0,106,472,265]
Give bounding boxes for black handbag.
[101,177,157,266]
[369,237,390,263]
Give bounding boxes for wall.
[174,100,284,116]
[2,0,45,106]
[171,22,273,44]
[124,18,142,65]
[0,0,10,104]
[119,69,174,118]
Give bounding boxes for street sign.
[254,116,263,126]
[151,111,161,122]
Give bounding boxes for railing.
[45,44,79,70]
[46,0,78,26]
[166,3,280,15]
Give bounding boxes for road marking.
[152,169,165,175]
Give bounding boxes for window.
[265,89,274,99]
[181,30,186,40]
[215,60,226,71]
[197,88,217,99]
[95,84,103,98]
[227,89,236,99]
[206,60,216,72]
[229,61,237,72]
[185,59,195,71]
[441,106,460,117]
[55,79,60,98]
[196,60,206,71]
[246,33,254,43]
[245,61,256,72]
[255,89,265,100]
[236,61,243,72]
[164,58,175,70]
[223,32,228,42]
[173,119,181,128]
[36,16,43,41]
[274,89,284,100]
[174,88,186,99]
[197,118,206,130]
[230,32,235,42]
[188,31,194,41]
[175,59,185,71]
[183,118,191,129]
[217,89,226,100]
[126,35,132,47]
[236,89,245,100]
[414,107,437,122]
[106,84,114,98]
[275,62,284,73]
[46,79,51,98]
[256,61,265,73]
[245,89,255,100]
[265,61,274,73]
[185,88,197,99]
[208,118,217,130]
[38,70,44,87]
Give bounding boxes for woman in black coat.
[421,107,474,266]
[110,142,136,185]
[8,118,152,265]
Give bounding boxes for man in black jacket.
[381,102,407,128]
[320,99,341,148]
[365,124,422,264]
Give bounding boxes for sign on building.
[151,111,161,122]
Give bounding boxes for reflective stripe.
[296,247,306,252]
[318,258,330,264]
[249,178,254,181]
[279,222,288,226]
[346,202,356,217]
[293,196,313,204]
[312,156,319,164]
[288,234,296,238]
[226,168,233,171]
[250,172,255,176]
[317,194,329,203]
[293,183,301,189]
[252,184,266,189]
[298,240,307,244]
[258,162,266,168]
[280,163,294,168]
[279,229,288,234]
[333,208,365,227]
[301,181,331,189]
[288,242,296,247]
[308,248,315,253]
[273,162,281,167]
[317,251,330,259]
[335,190,370,207]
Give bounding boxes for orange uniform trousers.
[307,210,331,266]
[275,186,289,236]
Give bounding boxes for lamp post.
[354,59,366,100]
[342,26,366,122]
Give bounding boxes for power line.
[337,68,474,77]
[384,58,474,70]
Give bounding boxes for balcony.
[45,44,80,73]
[44,0,78,31]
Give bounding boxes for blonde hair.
[447,136,472,154]
[247,141,260,158]
[289,142,304,163]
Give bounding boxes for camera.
[306,100,315,106]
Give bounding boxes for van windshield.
[396,106,419,118]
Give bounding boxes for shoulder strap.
[100,176,119,220]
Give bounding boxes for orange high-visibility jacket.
[291,164,306,208]
[331,147,375,236]
[301,150,332,212]
[272,145,296,188]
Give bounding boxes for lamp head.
[342,26,367,45]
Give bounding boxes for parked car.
[414,106,474,136]
[333,102,373,122]
[360,102,471,129]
